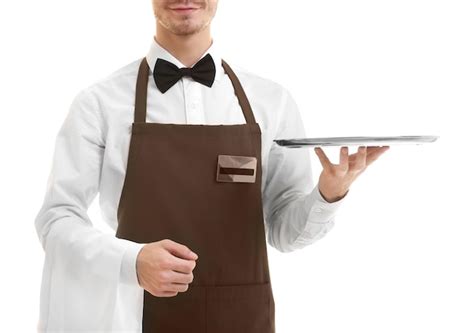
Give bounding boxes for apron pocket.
[205,281,275,333]
[142,286,206,333]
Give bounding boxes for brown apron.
[116,57,275,333]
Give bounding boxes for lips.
[170,7,199,14]
[170,6,199,10]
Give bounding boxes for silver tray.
[274,135,439,148]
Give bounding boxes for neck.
[154,27,213,67]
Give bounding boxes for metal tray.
[274,135,439,148]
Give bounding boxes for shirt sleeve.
[262,87,348,253]
[34,88,144,288]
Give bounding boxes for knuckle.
[157,270,169,282]
[160,257,172,269]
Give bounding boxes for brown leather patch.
[216,155,257,183]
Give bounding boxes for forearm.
[36,211,143,285]
[266,181,346,253]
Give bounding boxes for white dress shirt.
[34,36,347,331]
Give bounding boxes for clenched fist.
[136,239,199,297]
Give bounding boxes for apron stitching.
[205,285,208,333]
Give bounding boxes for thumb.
[162,239,198,260]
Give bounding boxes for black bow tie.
[152,53,216,93]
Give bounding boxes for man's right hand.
[136,239,198,297]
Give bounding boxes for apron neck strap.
[134,57,257,125]
[134,57,150,123]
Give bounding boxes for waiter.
[34,0,389,332]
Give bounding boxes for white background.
[1,0,473,332]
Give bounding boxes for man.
[34,0,389,331]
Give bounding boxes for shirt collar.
[145,36,223,83]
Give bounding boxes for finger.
[168,270,194,284]
[162,239,198,260]
[347,148,362,161]
[339,146,349,171]
[314,147,333,169]
[366,146,389,156]
[168,254,197,274]
[352,146,367,172]
[161,282,189,293]
[366,146,390,166]
[155,290,179,297]
[367,146,389,155]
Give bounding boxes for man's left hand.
[314,146,390,203]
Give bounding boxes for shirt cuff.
[303,181,348,217]
[119,240,146,287]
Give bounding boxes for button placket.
[185,81,204,124]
